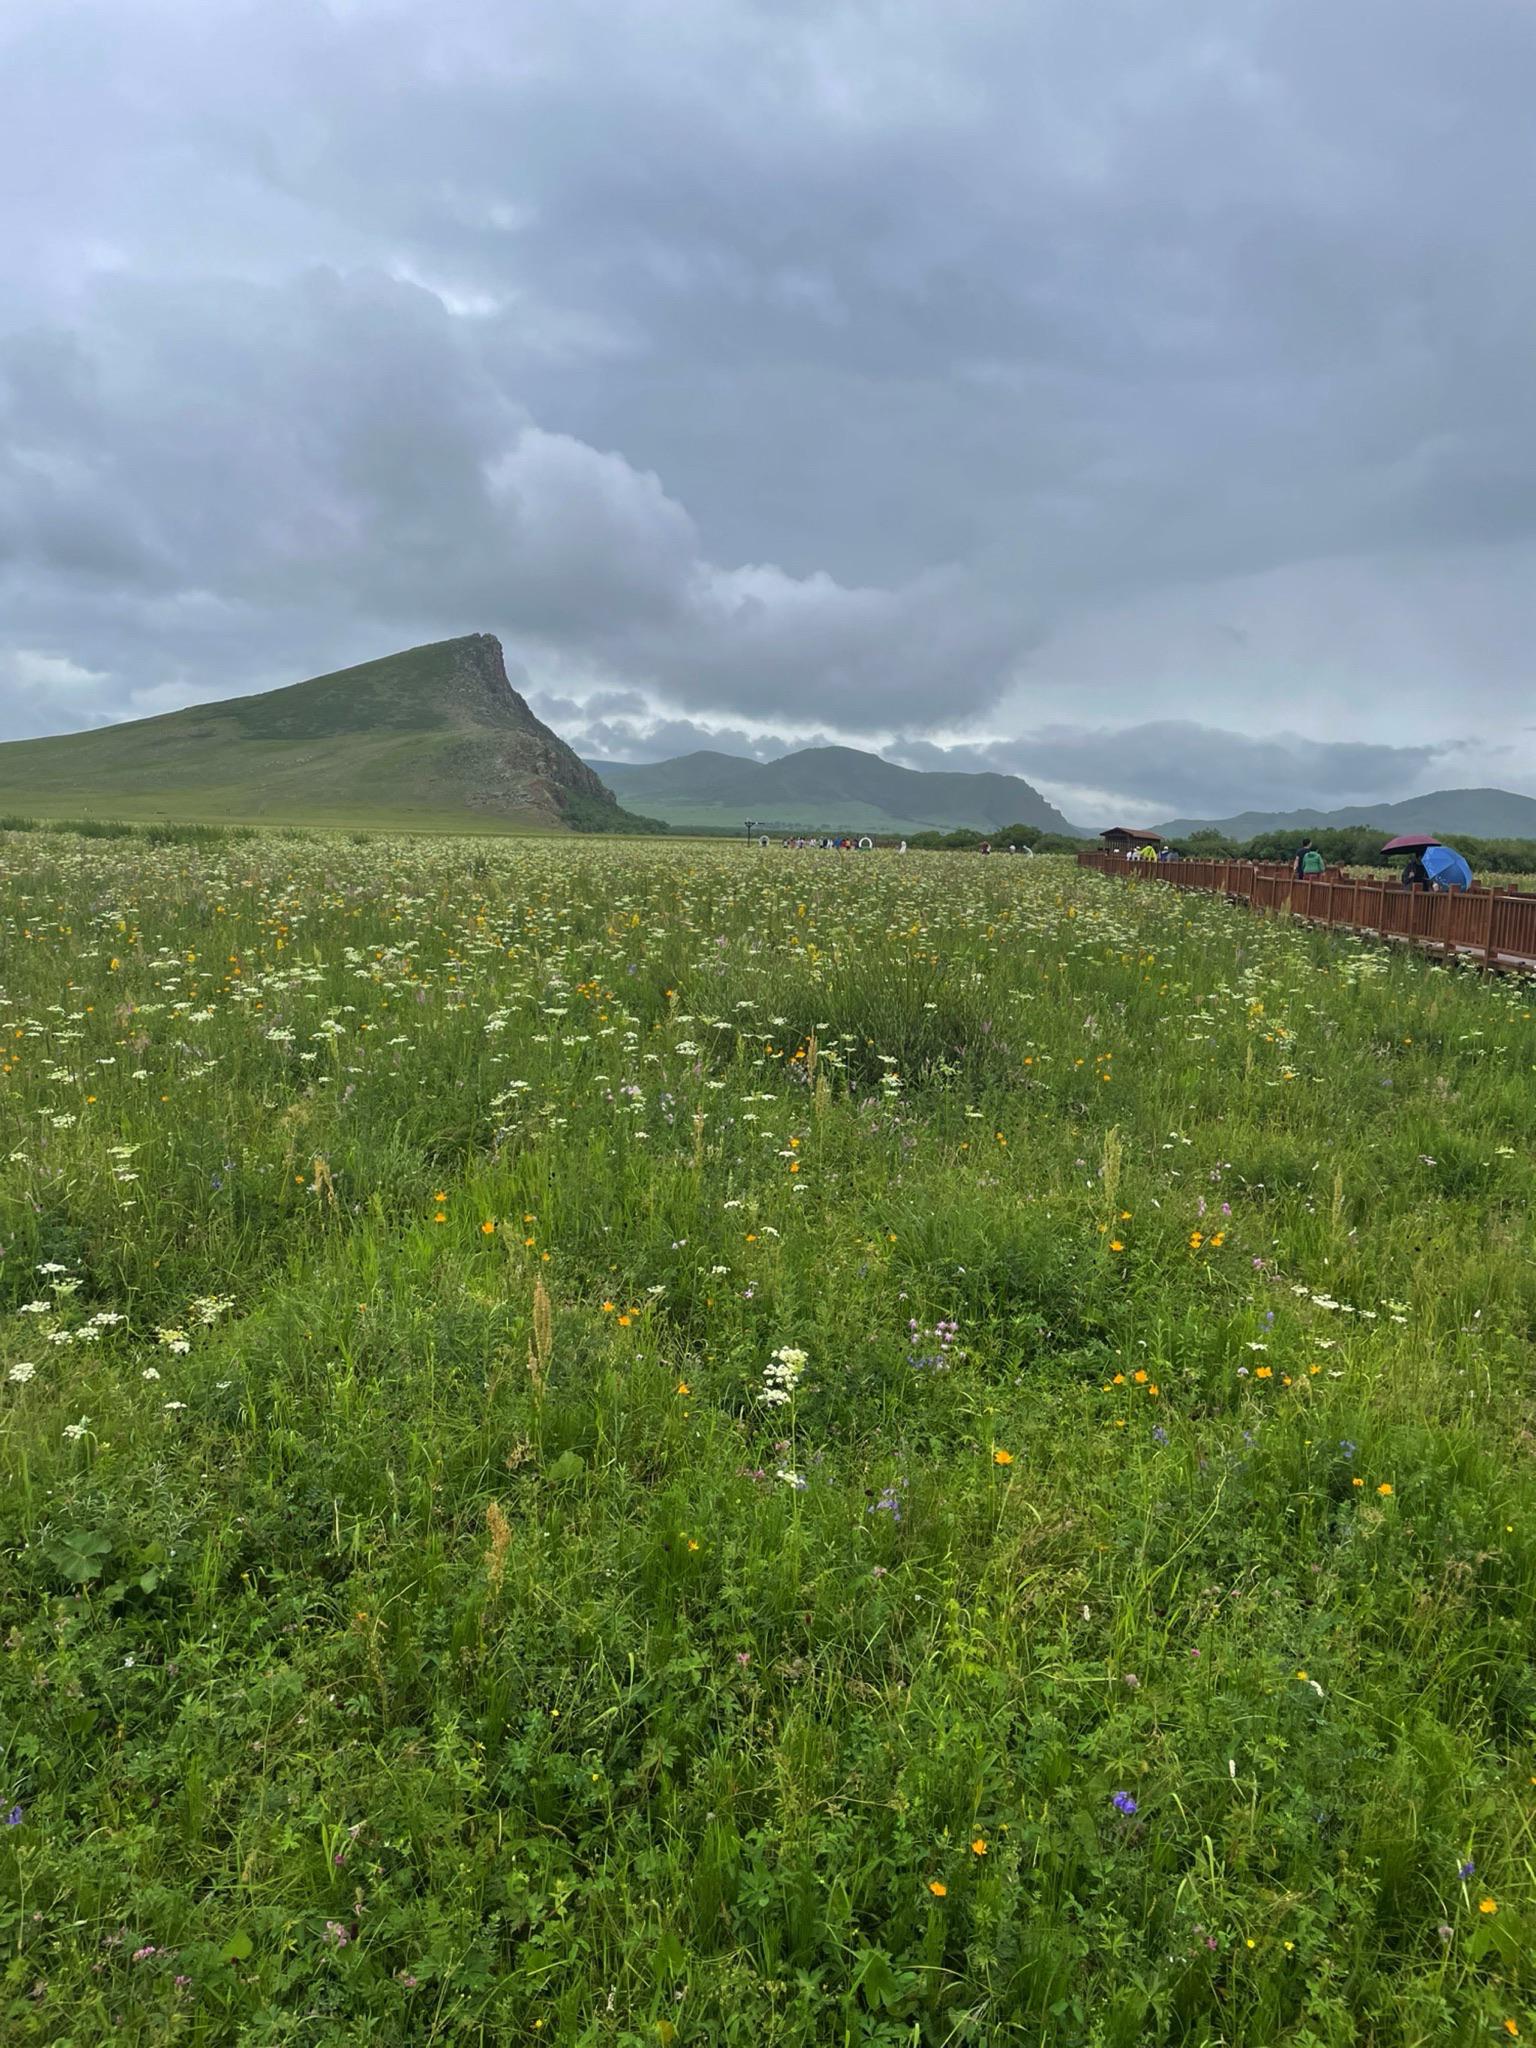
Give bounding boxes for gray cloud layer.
[890,724,1452,817]
[3,0,1534,814]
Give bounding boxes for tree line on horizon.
[869,822,1536,871]
[681,818,1536,867]
[1175,824,1536,873]
[8,812,1536,870]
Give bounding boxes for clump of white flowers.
[761,1345,807,1407]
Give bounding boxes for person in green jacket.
[1294,840,1325,878]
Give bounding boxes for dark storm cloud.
[2,0,1535,809]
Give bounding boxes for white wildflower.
[8,1362,36,1384]
[761,1345,807,1407]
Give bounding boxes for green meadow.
[2,834,1535,2045]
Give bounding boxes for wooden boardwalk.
[1075,851,1536,973]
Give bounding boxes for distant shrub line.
[0,809,666,844]
[9,812,1534,869]
[1176,824,1536,873]
[0,818,265,847]
[865,823,1536,870]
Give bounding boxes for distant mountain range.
[1156,787,1536,840]
[586,746,1077,837]
[0,635,658,833]
[589,750,1536,844]
[5,648,1535,849]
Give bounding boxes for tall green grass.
[0,840,1533,2044]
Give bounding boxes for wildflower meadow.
[2,829,1535,2044]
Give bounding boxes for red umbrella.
[1380,832,1439,854]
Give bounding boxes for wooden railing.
[1075,852,1536,970]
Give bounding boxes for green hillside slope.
[0,635,659,833]
[589,744,1076,835]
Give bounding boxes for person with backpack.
[1294,840,1325,878]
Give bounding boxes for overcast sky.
[3,0,1535,824]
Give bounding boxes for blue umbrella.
[1422,843,1472,891]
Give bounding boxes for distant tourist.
[1294,840,1325,878]
[1402,851,1430,891]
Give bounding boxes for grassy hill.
[587,744,1077,836]
[1159,786,1536,841]
[0,635,660,834]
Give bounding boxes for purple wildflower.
[1111,1790,1138,1816]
